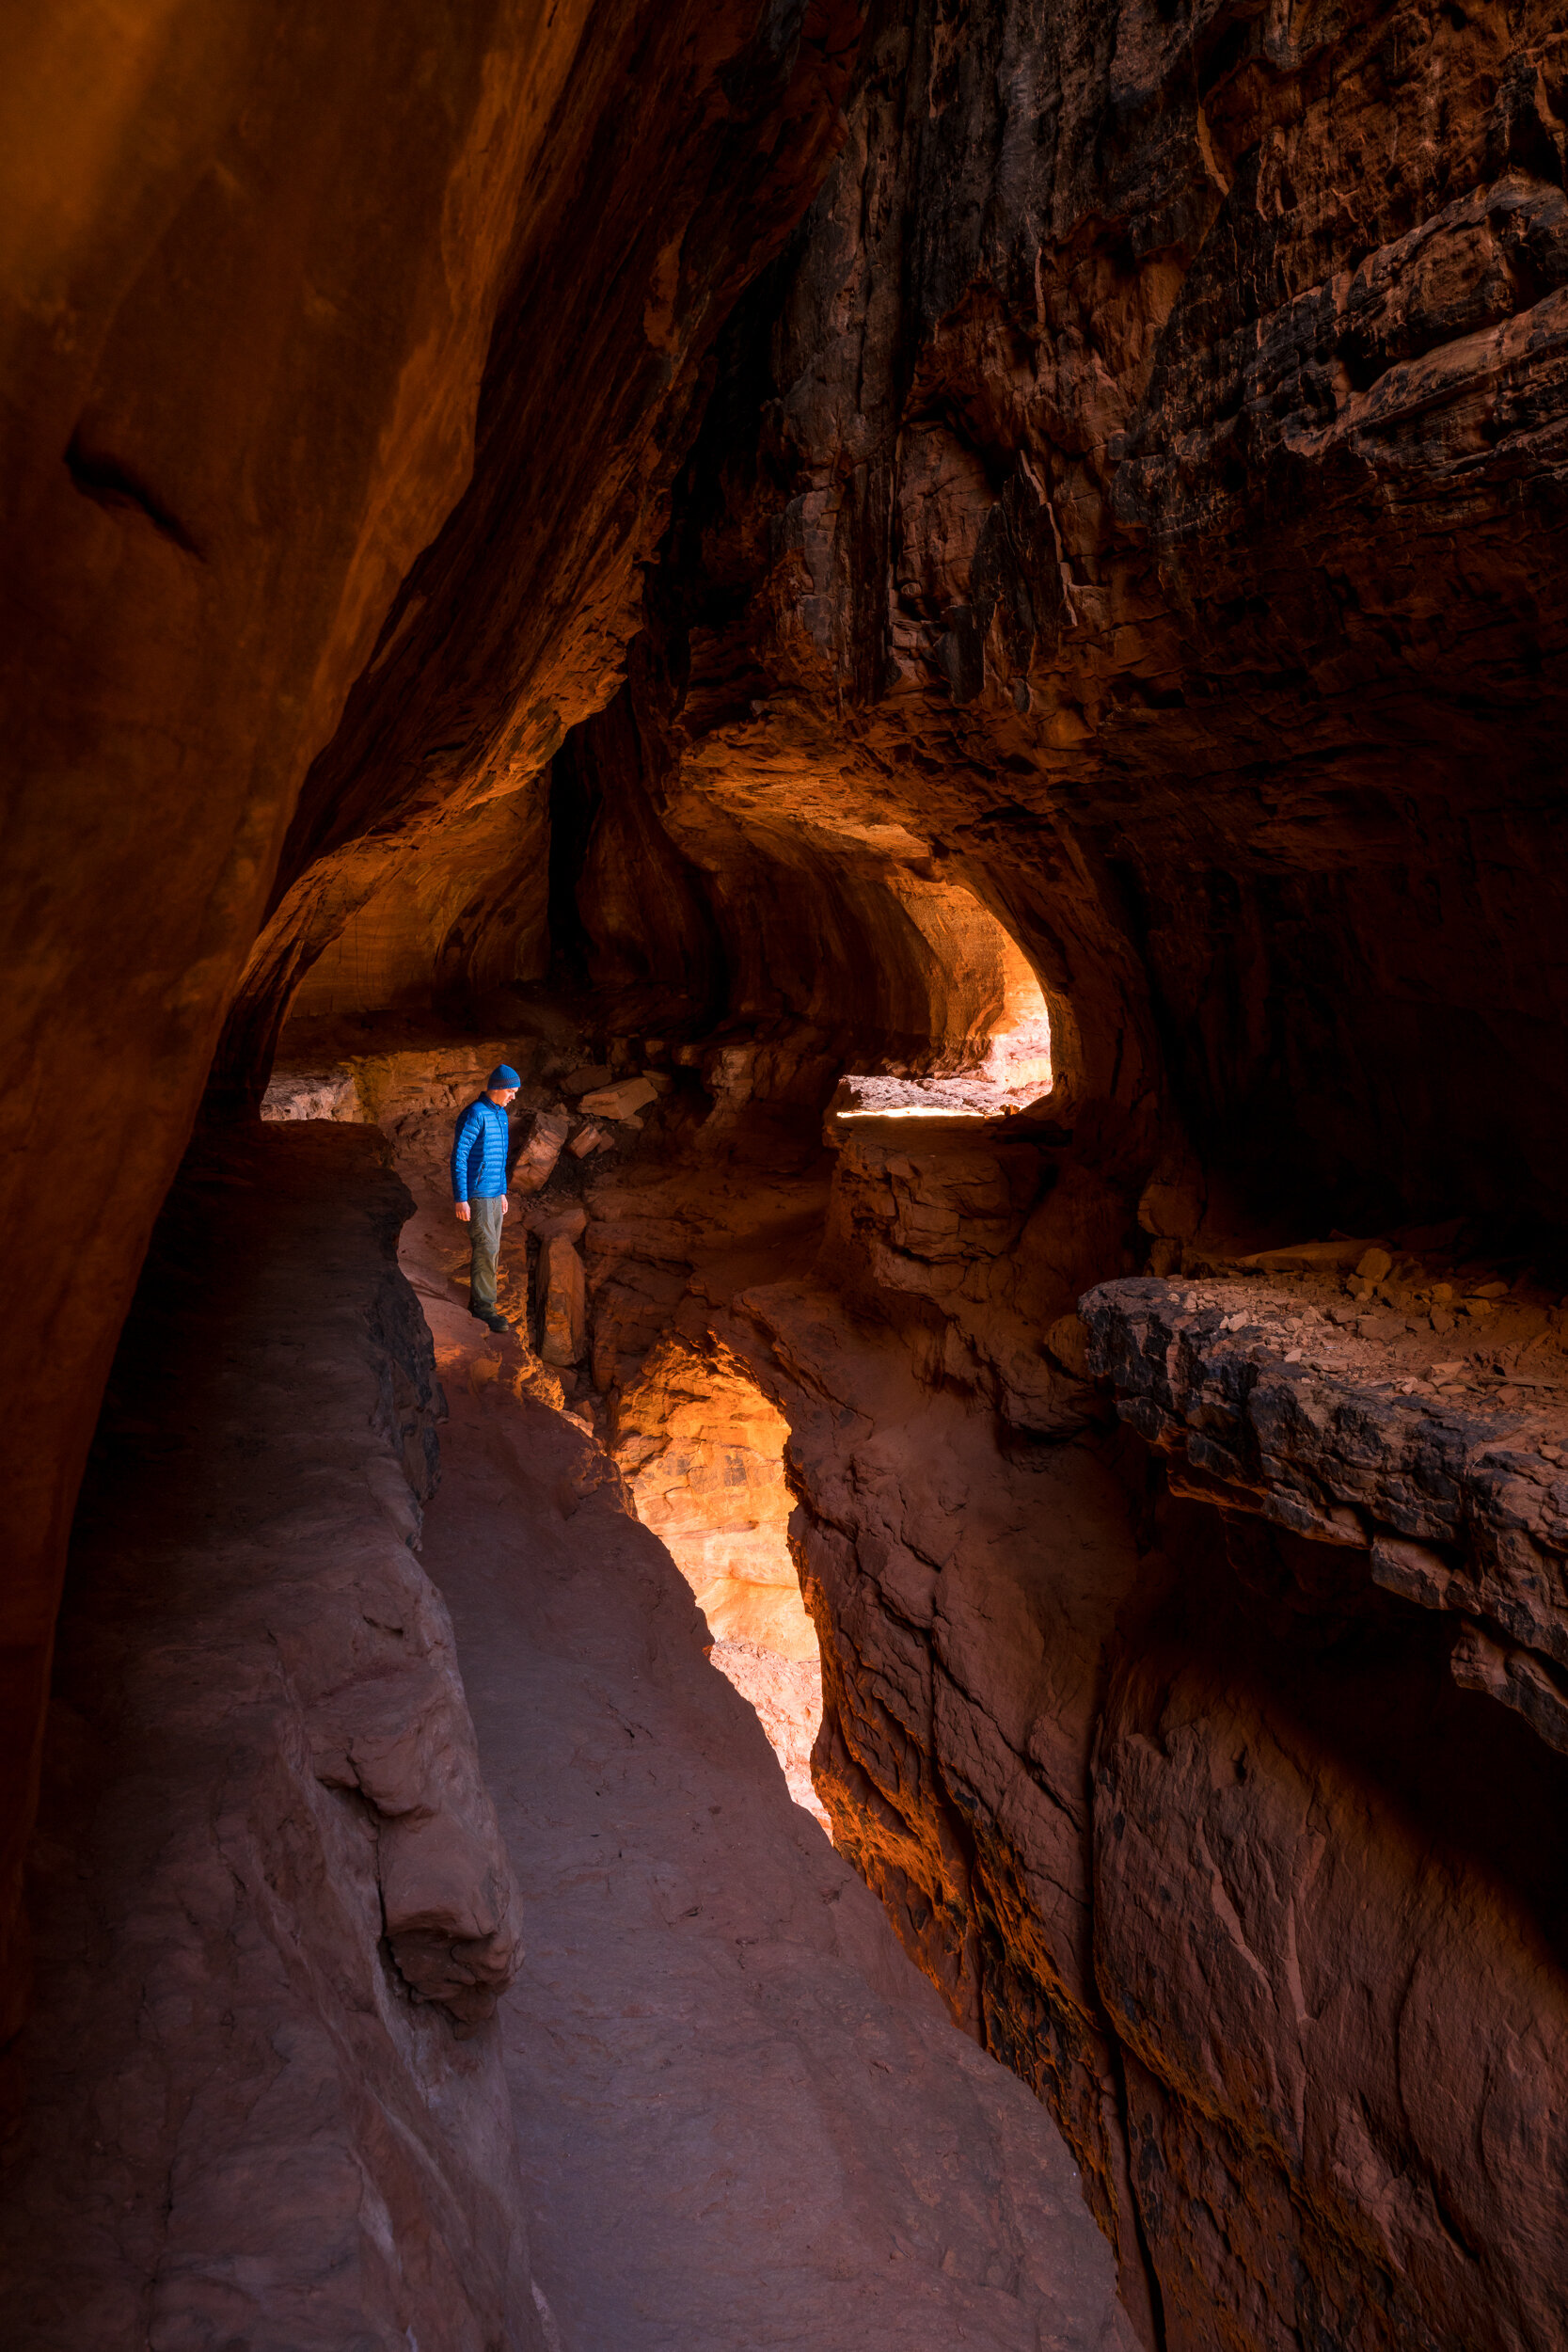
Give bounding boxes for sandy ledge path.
[399,1163,1133,2352]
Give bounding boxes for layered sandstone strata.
[1084,1266,1568,1748]
[554,1093,1568,2351]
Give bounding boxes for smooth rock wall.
[0,1126,541,2351]
[0,0,866,2026]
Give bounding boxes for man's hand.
[500,1194,511,1216]
[454,1201,470,1223]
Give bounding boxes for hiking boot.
[480,1309,508,1333]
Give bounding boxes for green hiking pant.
[468,1194,506,1311]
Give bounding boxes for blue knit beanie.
[488,1064,520,1089]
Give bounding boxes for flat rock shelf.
[1083,1272,1568,1757]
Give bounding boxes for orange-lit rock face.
[614,1334,810,1657]
[0,0,864,2021]
[611,1332,828,1822]
[0,0,561,2023]
[642,0,1568,1226]
[221,9,865,1076]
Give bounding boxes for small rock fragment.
[512,1107,571,1195]
[1045,1313,1093,1379]
[539,1235,587,1365]
[1451,1622,1568,1756]
[522,1198,587,1242]
[1370,1535,1453,1607]
[578,1075,657,1120]
[1355,1246,1393,1282]
[1233,1236,1370,1272]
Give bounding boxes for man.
[451,1065,519,1332]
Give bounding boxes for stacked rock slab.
[1082,1272,1568,1752]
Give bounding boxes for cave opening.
[829,877,1055,1123]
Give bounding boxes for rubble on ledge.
[1081,1270,1568,1756]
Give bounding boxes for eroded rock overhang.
[1084,1272,1568,1756]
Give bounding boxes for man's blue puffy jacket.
[451,1097,511,1200]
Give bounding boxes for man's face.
[487,1087,518,1106]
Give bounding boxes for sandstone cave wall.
[1,1125,543,2349]
[218,2,865,1089]
[511,12,1568,2315]
[641,0,1568,1232]
[11,3,1568,2339]
[279,647,1057,1098]
[224,0,1568,1261]
[558,662,1052,1073]
[0,0,865,2029]
[619,1122,1568,2352]
[0,0,561,2029]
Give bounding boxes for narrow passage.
[399,1169,1132,2351]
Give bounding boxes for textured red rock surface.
[765,1152,1568,2350]
[472,1079,1565,2349]
[0,1126,538,2348]
[8,5,1568,2348]
[634,0,1568,1231]
[396,1149,1136,2352]
[0,0,863,2024]
[1083,1265,1568,1719]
